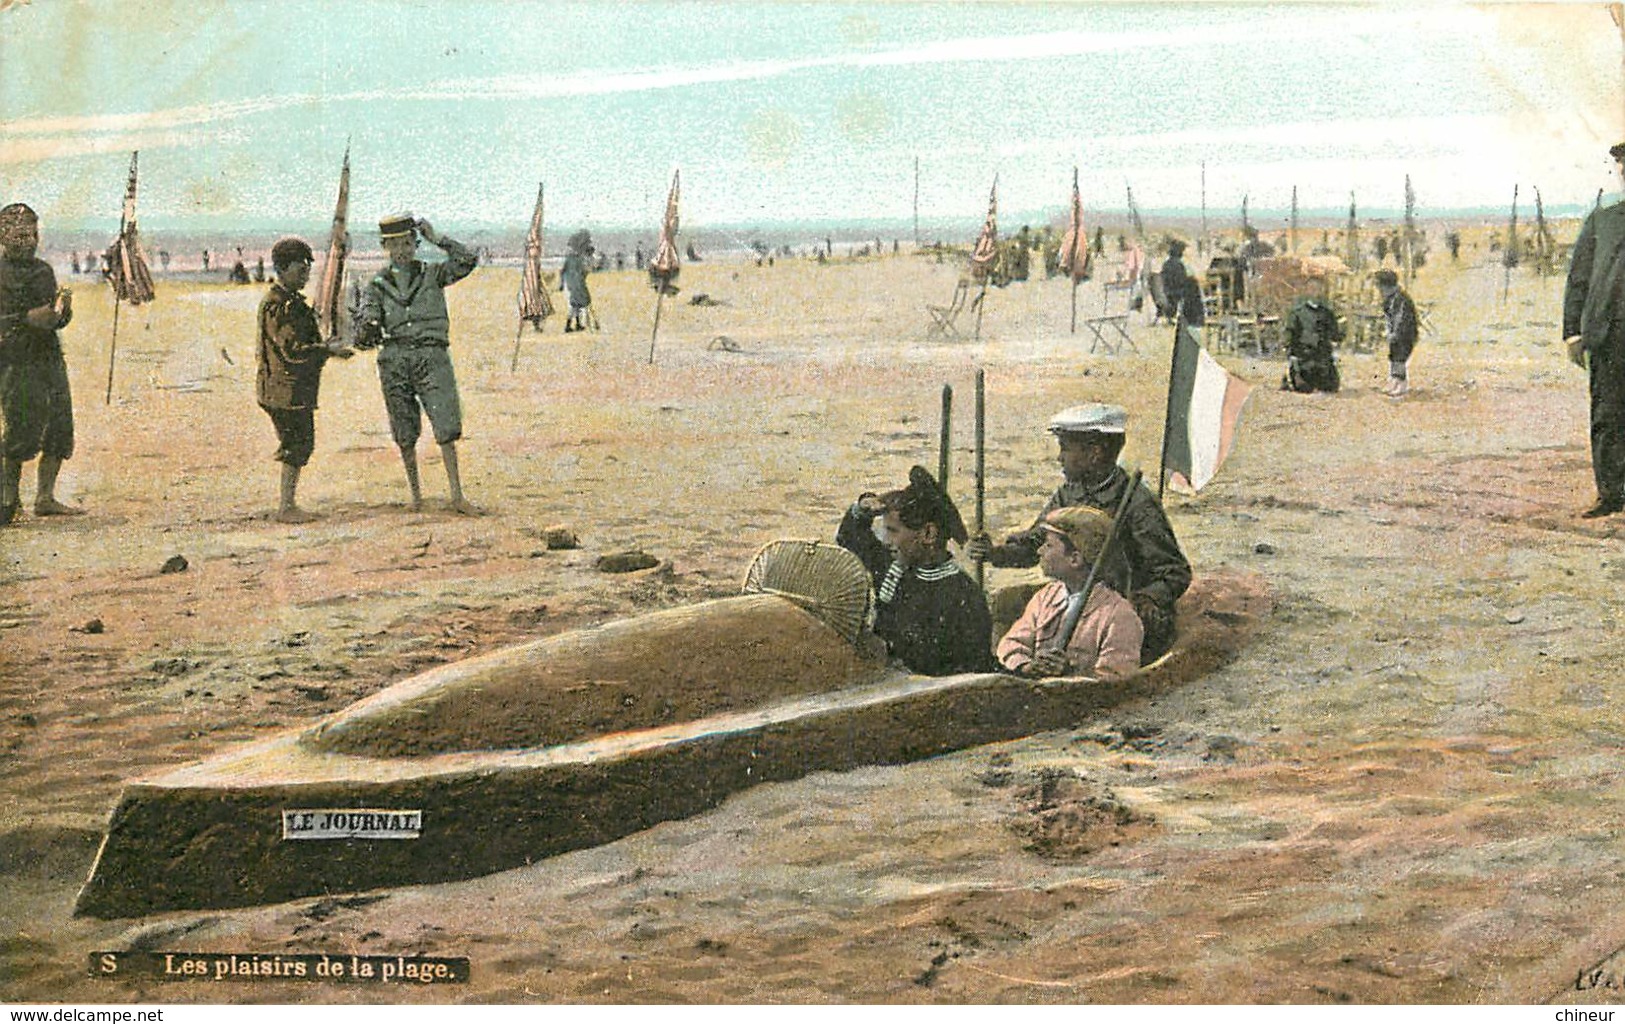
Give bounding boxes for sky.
[0,1,1621,235]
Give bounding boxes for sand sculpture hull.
[75,570,1269,919]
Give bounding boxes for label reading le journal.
[282,809,422,840]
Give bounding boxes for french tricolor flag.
[1164,328,1252,493]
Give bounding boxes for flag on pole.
[970,175,998,280]
[649,170,681,286]
[1058,167,1091,282]
[313,145,350,342]
[1163,327,1252,493]
[518,181,554,327]
[105,152,155,305]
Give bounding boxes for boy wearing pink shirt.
[996,505,1143,680]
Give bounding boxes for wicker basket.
[742,539,874,646]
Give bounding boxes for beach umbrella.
[1125,183,1148,243]
[510,181,555,371]
[1534,186,1555,277]
[1502,184,1520,301]
[103,150,156,404]
[1059,167,1092,333]
[313,144,351,344]
[1344,193,1362,272]
[1402,174,1417,283]
[647,169,680,365]
[969,175,998,341]
[1290,185,1299,254]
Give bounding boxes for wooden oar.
[973,369,986,587]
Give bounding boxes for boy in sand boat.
[836,464,995,676]
[995,505,1143,680]
[255,236,353,523]
[0,203,80,525]
[352,213,479,514]
[967,403,1190,663]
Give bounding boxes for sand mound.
[306,593,887,757]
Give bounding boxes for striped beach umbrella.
[314,145,350,343]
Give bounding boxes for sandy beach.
[4,236,1624,1005]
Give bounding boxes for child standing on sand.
[256,236,352,522]
[1374,269,1419,397]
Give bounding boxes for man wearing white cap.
[967,402,1190,661]
[353,213,479,513]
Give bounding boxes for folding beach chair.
[926,279,971,340]
[1416,300,1438,337]
[1082,313,1135,354]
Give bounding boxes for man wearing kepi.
[1564,141,1625,519]
[836,465,995,676]
[256,236,352,523]
[0,203,81,525]
[353,213,478,514]
[967,403,1191,662]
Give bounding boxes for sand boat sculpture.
[76,541,1270,918]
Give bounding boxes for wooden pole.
[104,296,123,405]
[913,156,920,248]
[1614,5,1625,131]
[1200,161,1208,255]
[973,369,985,588]
[1070,280,1078,334]
[648,288,666,365]
[973,282,989,341]
[509,320,525,373]
[937,384,953,489]
[1157,314,1184,501]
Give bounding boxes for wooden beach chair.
[1082,312,1135,354]
[926,279,971,340]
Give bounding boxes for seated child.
[995,505,1143,679]
[836,465,995,676]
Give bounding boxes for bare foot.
[449,498,481,516]
[273,507,320,524]
[34,498,84,516]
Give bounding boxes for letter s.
[99,953,118,974]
